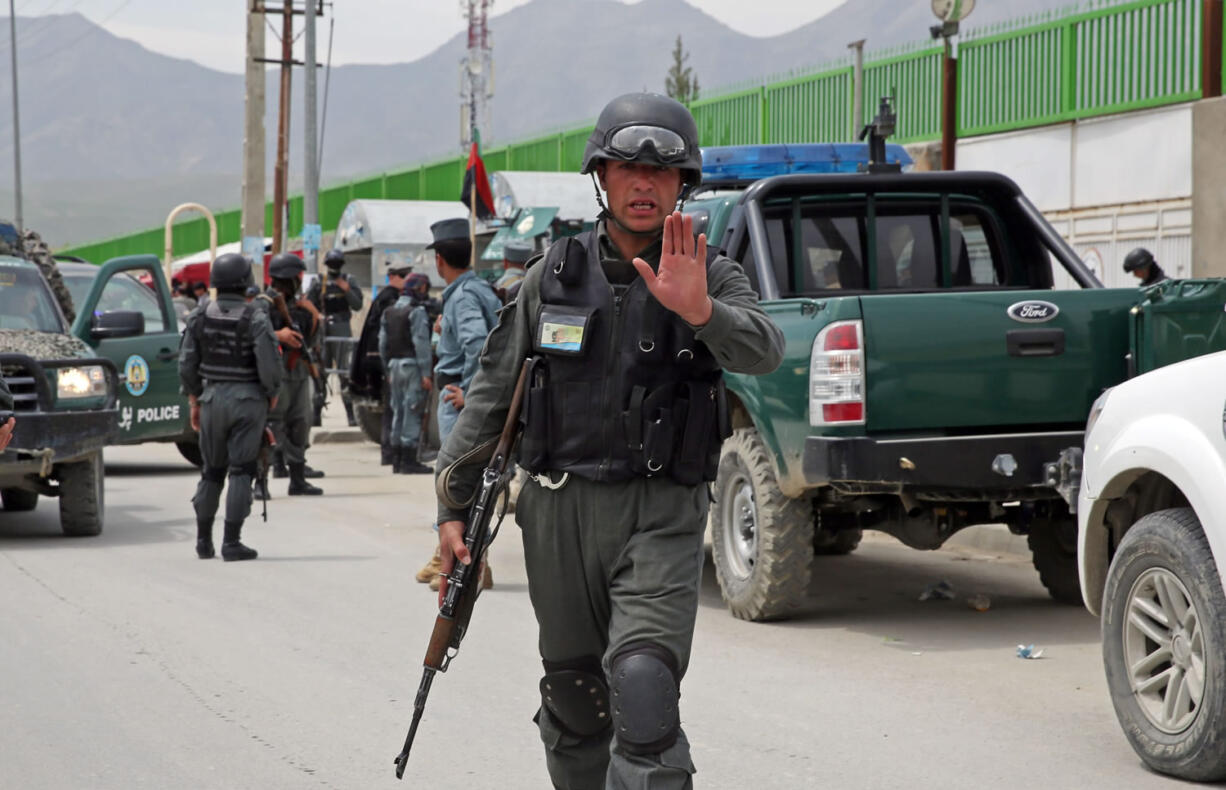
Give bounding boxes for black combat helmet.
[580,92,703,188]
[269,252,306,280]
[211,253,254,291]
[1122,247,1156,273]
[324,248,345,270]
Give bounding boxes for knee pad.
[609,642,681,755]
[229,462,258,479]
[202,466,227,483]
[540,655,611,738]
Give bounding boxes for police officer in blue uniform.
[179,253,283,561]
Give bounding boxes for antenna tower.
[460,0,493,150]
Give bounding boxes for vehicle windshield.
[0,261,66,332]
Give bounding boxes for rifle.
[256,426,277,522]
[268,290,321,378]
[393,357,532,780]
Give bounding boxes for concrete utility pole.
[271,1,293,255]
[7,0,23,230]
[303,0,320,272]
[848,39,866,141]
[241,2,266,263]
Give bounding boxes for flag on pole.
[461,139,496,221]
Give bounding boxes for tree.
[665,35,699,105]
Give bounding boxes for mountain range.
[0,0,1081,246]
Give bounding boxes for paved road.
[0,436,1187,789]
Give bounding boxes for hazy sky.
[7,0,847,74]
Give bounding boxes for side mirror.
[91,310,144,340]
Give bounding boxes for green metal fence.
[61,0,1220,262]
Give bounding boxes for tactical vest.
[383,301,418,360]
[196,299,260,383]
[517,231,730,486]
[322,274,350,318]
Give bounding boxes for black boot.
[381,444,395,466]
[399,447,432,474]
[302,464,325,479]
[390,445,403,473]
[221,520,257,561]
[196,520,215,559]
[288,463,324,496]
[252,477,271,502]
[344,400,357,427]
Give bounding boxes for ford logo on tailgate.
[1007,300,1060,323]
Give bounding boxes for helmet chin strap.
[591,173,688,240]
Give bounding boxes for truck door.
[73,257,191,444]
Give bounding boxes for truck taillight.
[810,320,866,427]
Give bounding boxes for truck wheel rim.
[721,472,757,579]
[1124,567,1205,735]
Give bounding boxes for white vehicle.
[1079,350,1226,782]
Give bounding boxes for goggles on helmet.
[604,125,690,163]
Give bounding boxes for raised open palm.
[632,211,713,326]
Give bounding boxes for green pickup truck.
[687,146,1145,621]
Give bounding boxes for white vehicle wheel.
[1102,507,1226,781]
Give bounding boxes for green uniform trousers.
[193,381,268,526]
[269,366,312,465]
[516,473,707,790]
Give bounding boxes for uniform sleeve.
[454,285,497,392]
[250,310,285,398]
[178,313,204,397]
[345,274,363,310]
[410,306,433,372]
[378,309,390,364]
[693,256,785,376]
[435,269,537,524]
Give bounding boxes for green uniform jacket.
[435,225,785,524]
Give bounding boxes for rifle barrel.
[393,668,436,779]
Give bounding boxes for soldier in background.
[1122,247,1169,286]
[178,253,282,561]
[264,253,325,496]
[308,249,363,426]
[172,281,198,322]
[493,240,532,303]
[350,261,413,466]
[378,273,434,474]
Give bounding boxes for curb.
[311,428,368,444]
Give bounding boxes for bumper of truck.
[0,409,119,476]
[802,430,1085,491]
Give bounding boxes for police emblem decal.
[1006,300,1060,323]
[124,354,150,397]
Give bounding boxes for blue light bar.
[700,143,913,183]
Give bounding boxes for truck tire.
[1028,515,1083,604]
[1101,507,1226,781]
[58,451,104,537]
[354,399,383,444]
[711,427,813,621]
[22,229,75,323]
[176,440,203,467]
[1,488,38,511]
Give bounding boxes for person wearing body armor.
[416,218,501,592]
[1123,247,1168,286]
[432,93,784,788]
[378,273,434,474]
[350,261,412,465]
[178,254,282,561]
[308,249,363,426]
[493,240,533,302]
[262,253,325,497]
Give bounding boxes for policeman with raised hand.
[308,248,364,426]
[433,92,784,789]
[264,253,325,496]
[179,253,282,561]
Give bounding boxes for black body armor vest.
[196,299,259,383]
[383,301,417,360]
[518,231,730,486]
[322,274,350,318]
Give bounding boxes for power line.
[317,10,333,175]
[0,0,100,56]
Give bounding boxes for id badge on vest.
[535,305,595,357]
